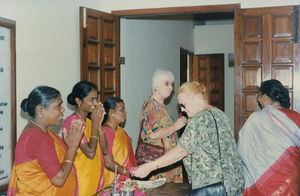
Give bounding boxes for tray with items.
[98,178,167,196]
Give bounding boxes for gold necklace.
[104,123,117,132]
[75,112,86,122]
[31,120,47,132]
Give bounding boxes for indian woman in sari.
[7,86,84,196]
[102,97,137,188]
[238,79,300,195]
[62,81,108,196]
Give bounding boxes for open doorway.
[119,11,235,135]
[119,13,234,183]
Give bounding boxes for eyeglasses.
[179,104,185,108]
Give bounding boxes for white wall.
[193,23,235,129]
[0,0,298,139]
[0,0,103,138]
[120,19,194,150]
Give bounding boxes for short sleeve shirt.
[178,108,244,195]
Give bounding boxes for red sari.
[238,106,300,196]
[7,129,78,196]
[103,126,137,188]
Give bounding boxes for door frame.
[0,17,16,192]
[180,47,194,85]
[111,4,240,16]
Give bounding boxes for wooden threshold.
[112,4,240,17]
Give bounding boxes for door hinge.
[83,7,87,28]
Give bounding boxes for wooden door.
[234,6,300,139]
[190,54,224,111]
[80,7,120,102]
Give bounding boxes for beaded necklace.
[31,120,47,132]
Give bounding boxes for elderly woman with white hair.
[136,69,187,183]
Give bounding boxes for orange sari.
[103,126,137,188]
[7,130,77,196]
[72,118,104,196]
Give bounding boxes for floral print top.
[178,108,244,195]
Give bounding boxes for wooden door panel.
[87,45,98,63]
[87,17,99,38]
[103,21,114,40]
[272,14,294,37]
[242,16,262,38]
[190,54,224,111]
[243,41,262,63]
[272,65,293,88]
[272,40,293,63]
[243,93,259,114]
[104,47,114,64]
[80,7,120,102]
[242,66,262,89]
[235,6,299,139]
[104,69,115,89]
[210,54,224,110]
[88,69,101,85]
[193,55,208,84]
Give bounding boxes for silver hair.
[152,69,174,92]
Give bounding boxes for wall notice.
[0,26,12,186]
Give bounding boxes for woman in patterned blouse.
[136,69,187,183]
[134,81,245,196]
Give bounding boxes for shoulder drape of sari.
[73,118,104,196]
[103,126,136,188]
[7,130,78,196]
[238,105,300,196]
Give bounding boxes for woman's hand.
[52,120,84,187]
[63,119,84,150]
[91,102,105,128]
[132,162,156,178]
[149,116,188,139]
[172,117,188,131]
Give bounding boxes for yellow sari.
[7,130,77,196]
[72,118,104,196]
[103,126,137,188]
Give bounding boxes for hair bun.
[20,98,29,112]
[67,93,76,105]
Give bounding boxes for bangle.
[91,135,98,140]
[64,159,73,164]
[99,130,105,135]
[123,167,127,175]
